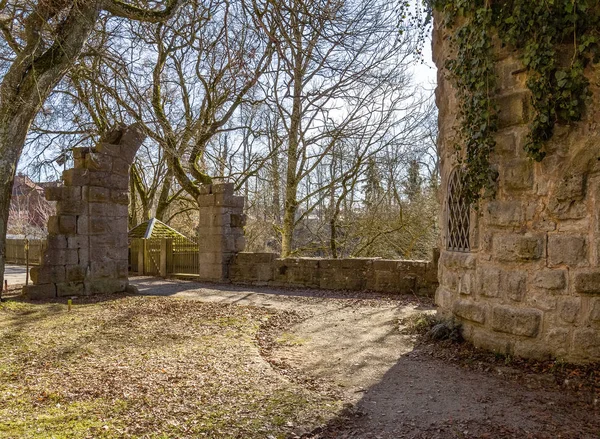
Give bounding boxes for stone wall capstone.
[434,15,600,363]
[24,124,145,299]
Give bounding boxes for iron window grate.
[447,168,470,252]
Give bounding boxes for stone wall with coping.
[434,17,600,362]
[229,251,439,296]
[24,125,145,299]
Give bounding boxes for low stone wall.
[229,252,439,296]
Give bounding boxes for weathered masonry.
[434,20,600,362]
[196,183,439,295]
[25,125,145,299]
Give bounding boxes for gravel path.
[131,277,599,439]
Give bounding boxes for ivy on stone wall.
[429,0,600,202]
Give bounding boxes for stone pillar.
[25,124,145,299]
[197,183,246,281]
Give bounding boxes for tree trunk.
[155,171,173,221]
[0,121,30,287]
[0,1,102,288]
[281,182,297,257]
[280,25,303,258]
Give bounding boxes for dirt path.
[132,277,599,439]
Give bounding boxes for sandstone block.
[78,247,90,264]
[44,186,63,201]
[72,146,95,162]
[453,300,486,323]
[31,265,66,284]
[56,282,84,297]
[89,202,127,218]
[56,199,85,215]
[340,258,369,270]
[45,185,81,202]
[46,235,68,249]
[435,286,454,311]
[532,270,567,291]
[111,158,130,176]
[590,300,600,322]
[503,159,533,191]
[234,252,276,264]
[65,265,86,282]
[90,261,116,278]
[63,168,90,186]
[117,125,145,160]
[25,284,57,300]
[458,272,475,295]
[47,216,59,234]
[95,143,122,158]
[573,271,600,295]
[496,59,527,92]
[572,329,600,359]
[85,153,112,172]
[544,328,570,358]
[110,190,129,205]
[234,236,246,252]
[214,193,244,208]
[555,174,586,202]
[199,184,212,195]
[59,215,77,235]
[493,131,516,155]
[439,251,477,269]
[230,213,247,228]
[85,186,111,203]
[199,252,225,265]
[548,235,587,267]
[42,249,79,266]
[491,306,542,337]
[504,270,527,302]
[89,172,128,190]
[486,200,522,227]
[478,267,500,297]
[198,194,216,207]
[559,298,581,323]
[527,290,558,312]
[199,262,226,280]
[76,215,89,235]
[497,91,530,128]
[493,234,543,262]
[85,278,128,295]
[212,183,235,194]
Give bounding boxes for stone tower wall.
[25,125,145,299]
[434,20,600,362]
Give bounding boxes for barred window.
[446,168,470,252]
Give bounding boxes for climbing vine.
[406,0,600,201]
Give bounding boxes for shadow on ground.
[305,346,600,439]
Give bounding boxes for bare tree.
[251,0,429,256]
[0,0,182,286]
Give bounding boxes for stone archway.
[25,124,145,299]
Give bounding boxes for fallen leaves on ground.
[0,295,342,438]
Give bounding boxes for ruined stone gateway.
[434,20,600,362]
[24,125,146,299]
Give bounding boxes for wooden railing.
[129,238,199,277]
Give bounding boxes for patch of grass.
[0,296,340,438]
[398,312,439,335]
